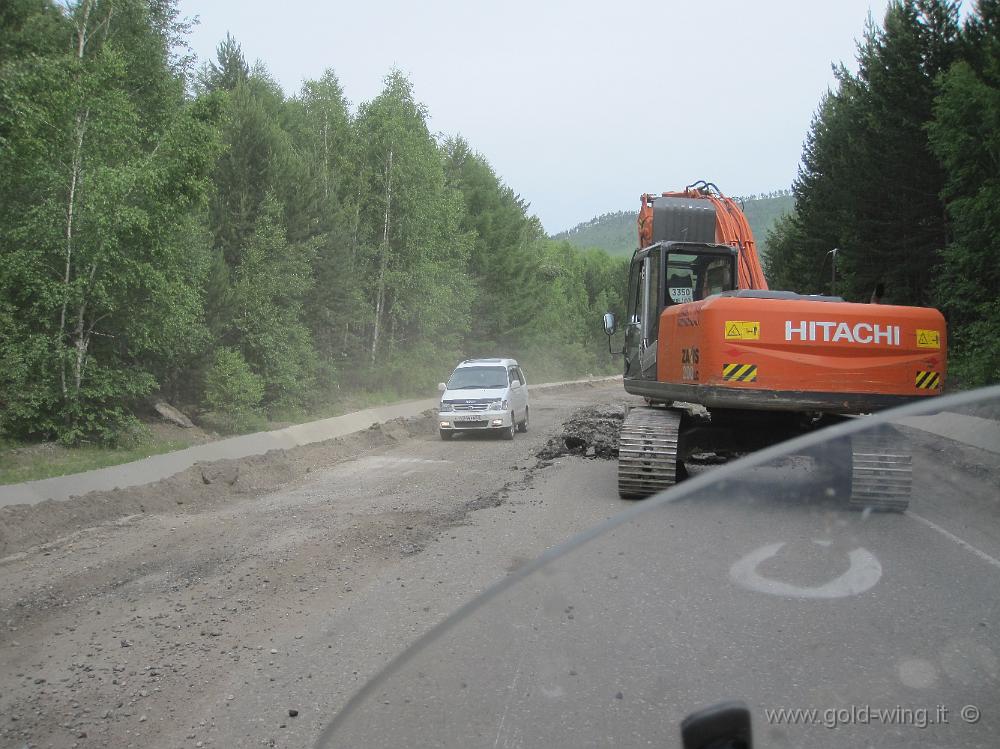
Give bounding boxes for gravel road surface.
[0,383,635,748]
[2,382,997,749]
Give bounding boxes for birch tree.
[352,71,472,382]
[285,71,362,370]
[0,0,219,442]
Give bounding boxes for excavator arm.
[638,181,768,291]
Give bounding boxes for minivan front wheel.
[503,415,516,440]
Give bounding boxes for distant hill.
[552,191,795,259]
[553,210,637,257]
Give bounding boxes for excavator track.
[618,406,682,499]
[848,426,912,513]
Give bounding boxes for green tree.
[766,0,960,305]
[441,137,625,379]
[836,0,959,304]
[284,70,363,372]
[442,137,549,350]
[203,346,265,432]
[352,71,473,385]
[208,64,295,267]
[195,33,248,94]
[0,0,220,442]
[765,91,858,295]
[229,196,317,410]
[927,0,1000,385]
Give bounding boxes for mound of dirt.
[0,411,437,559]
[370,412,436,442]
[536,404,627,461]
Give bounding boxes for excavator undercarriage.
[617,404,912,512]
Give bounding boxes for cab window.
[641,252,661,342]
[700,258,731,297]
[665,251,734,304]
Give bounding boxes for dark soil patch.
[535,404,627,461]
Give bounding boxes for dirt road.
[0,383,634,749]
[4,382,998,749]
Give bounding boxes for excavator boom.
[638,182,768,290]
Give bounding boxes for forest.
[2,0,997,451]
[0,0,627,445]
[765,0,999,388]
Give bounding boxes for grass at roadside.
[0,387,436,486]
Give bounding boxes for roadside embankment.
[0,377,621,559]
[0,376,621,509]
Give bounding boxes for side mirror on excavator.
[602,312,625,355]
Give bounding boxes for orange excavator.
[602,181,947,511]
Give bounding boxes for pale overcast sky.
[175,0,891,233]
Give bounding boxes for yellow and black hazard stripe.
[915,370,941,390]
[722,363,757,383]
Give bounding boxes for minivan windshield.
[447,366,508,390]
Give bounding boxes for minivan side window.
[508,367,521,385]
[516,367,526,385]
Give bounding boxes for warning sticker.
[722,363,758,382]
[915,371,941,390]
[724,321,760,340]
[916,329,941,349]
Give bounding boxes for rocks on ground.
[535,404,627,461]
[200,460,240,486]
[534,401,720,466]
[153,401,195,429]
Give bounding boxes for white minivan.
[437,358,529,440]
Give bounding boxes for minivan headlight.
[488,399,509,411]
[439,400,453,412]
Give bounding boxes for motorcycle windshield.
[318,386,1000,748]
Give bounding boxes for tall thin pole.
[827,247,839,296]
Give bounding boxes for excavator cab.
[622,241,737,380]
